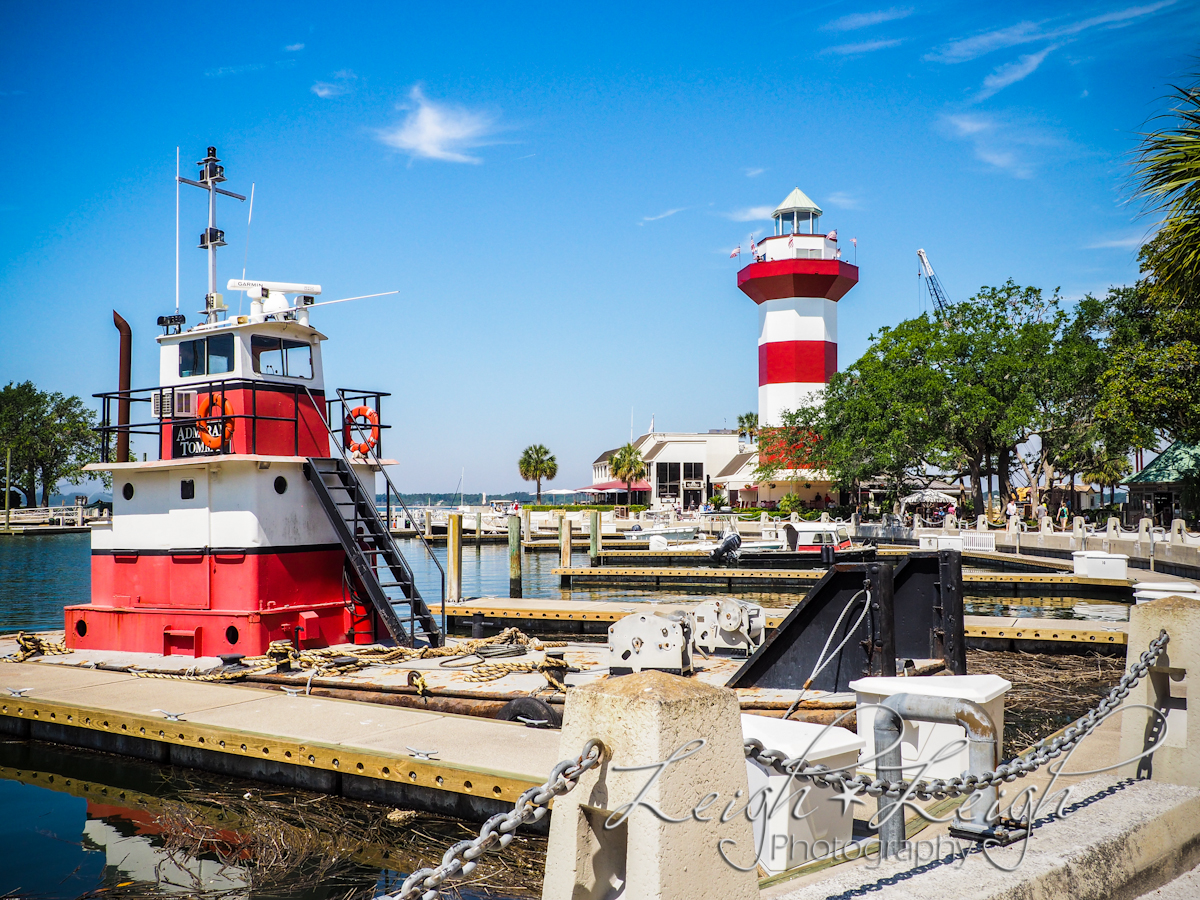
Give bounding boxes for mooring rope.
[1,631,72,663]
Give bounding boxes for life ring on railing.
[343,406,380,454]
[197,393,235,449]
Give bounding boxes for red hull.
[67,546,360,656]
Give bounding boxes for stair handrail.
[304,387,445,641]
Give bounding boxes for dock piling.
[448,513,463,603]
[508,515,522,598]
[521,508,531,552]
[559,517,572,587]
[589,509,600,565]
[476,512,483,546]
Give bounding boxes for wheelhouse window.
[251,335,312,379]
[179,333,235,377]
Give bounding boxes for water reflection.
[0,740,540,900]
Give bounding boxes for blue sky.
[1,1,1196,493]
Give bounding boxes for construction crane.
[916,248,952,317]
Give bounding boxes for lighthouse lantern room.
[737,188,859,426]
[66,147,440,659]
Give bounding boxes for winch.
[608,612,693,676]
[691,598,765,656]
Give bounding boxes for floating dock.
[551,564,1134,595]
[443,596,1130,647]
[0,661,560,823]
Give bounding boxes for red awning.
[578,480,653,493]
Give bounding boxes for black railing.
[94,381,394,462]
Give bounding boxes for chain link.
[746,630,1170,802]
[380,738,603,900]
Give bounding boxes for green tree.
[0,382,101,506]
[609,443,646,505]
[0,381,42,506]
[1134,74,1200,291]
[771,282,1070,514]
[518,444,557,503]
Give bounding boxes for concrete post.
[1170,519,1186,546]
[423,508,432,538]
[1107,517,1121,538]
[820,511,831,523]
[1139,517,1153,541]
[1041,516,1053,534]
[1119,596,1200,787]
[1073,516,1085,539]
[476,512,483,546]
[789,511,799,523]
[542,671,759,900]
[1007,515,1020,534]
[447,513,463,603]
[977,514,988,531]
[589,509,601,565]
[521,507,531,549]
[508,515,522,598]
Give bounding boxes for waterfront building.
[1126,441,1200,524]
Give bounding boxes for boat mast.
[178,146,245,323]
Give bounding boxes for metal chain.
[380,738,603,900]
[746,630,1170,802]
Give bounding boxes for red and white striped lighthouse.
[737,189,858,426]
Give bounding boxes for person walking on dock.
[1056,500,1070,530]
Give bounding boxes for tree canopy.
[609,443,646,503]
[517,444,557,503]
[0,381,102,506]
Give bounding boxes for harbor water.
[0,533,1132,898]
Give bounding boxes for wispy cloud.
[284,43,305,52]
[1085,231,1149,249]
[974,45,1057,101]
[376,86,501,164]
[744,167,765,177]
[927,1,1175,63]
[723,206,775,222]
[821,38,903,56]
[312,70,357,99]
[824,7,913,31]
[640,208,688,224]
[940,113,1060,179]
[825,191,862,210]
[206,63,267,77]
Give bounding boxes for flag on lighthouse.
[729,246,740,258]
[750,237,757,254]
[827,229,838,242]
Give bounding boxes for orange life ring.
[343,406,380,454]
[196,392,235,449]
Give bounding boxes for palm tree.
[1135,74,1200,289]
[737,412,758,441]
[518,444,557,503]
[609,443,646,506]
[1082,450,1132,508]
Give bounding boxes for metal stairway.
[304,457,442,647]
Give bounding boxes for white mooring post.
[542,671,759,900]
[447,513,463,603]
[1119,596,1200,787]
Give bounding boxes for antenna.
[240,182,255,315]
[175,147,180,313]
[178,146,245,323]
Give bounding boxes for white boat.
[624,524,701,542]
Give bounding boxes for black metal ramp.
[727,562,896,693]
[304,457,442,647]
[892,549,966,674]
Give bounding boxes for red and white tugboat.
[66,147,441,658]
